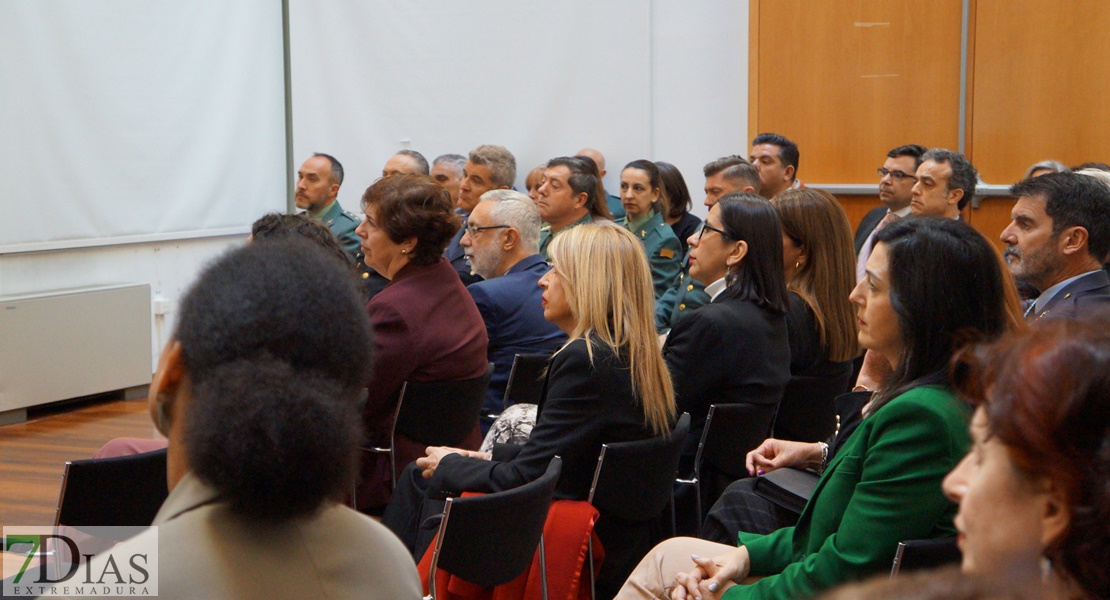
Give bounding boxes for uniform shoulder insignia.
[540,224,552,232]
[660,248,675,259]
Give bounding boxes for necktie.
[857,211,899,282]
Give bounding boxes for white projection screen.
[0,1,287,253]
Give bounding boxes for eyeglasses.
[698,222,730,240]
[877,167,917,183]
[465,224,510,237]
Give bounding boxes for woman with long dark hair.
[617,218,1021,600]
[656,161,702,253]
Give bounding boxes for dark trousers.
[381,462,446,561]
[700,477,800,544]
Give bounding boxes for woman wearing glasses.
[661,193,791,472]
[354,173,489,512]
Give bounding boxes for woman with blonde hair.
[387,222,676,597]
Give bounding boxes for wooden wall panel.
[750,1,964,184]
[970,1,1110,184]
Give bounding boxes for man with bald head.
[382,149,430,177]
[655,156,761,332]
[577,147,624,220]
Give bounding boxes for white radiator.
[0,284,151,421]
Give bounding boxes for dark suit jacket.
[853,206,888,256]
[444,212,484,287]
[662,294,790,461]
[1032,268,1110,321]
[466,254,568,415]
[733,386,970,600]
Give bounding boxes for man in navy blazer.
[444,145,517,286]
[460,190,567,421]
[1003,172,1110,322]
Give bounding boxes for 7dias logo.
[3,527,159,597]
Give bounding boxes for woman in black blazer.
[663,193,791,469]
[388,222,677,598]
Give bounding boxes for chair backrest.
[772,372,853,443]
[890,537,961,576]
[588,413,690,522]
[395,363,494,447]
[696,403,778,480]
[502,353,552,409]
[430,456,562,588]
[54,448,169,529]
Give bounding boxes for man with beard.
[458,190,566,424]
[1002,172,1110,322]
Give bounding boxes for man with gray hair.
[459,189,567,423]
[382,149,430,177]
[431,153,466,207]
[446,144,517,285]
[910,148,978,220]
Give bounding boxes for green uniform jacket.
[618,211,682,300]
[654,247,710,332]
[539,213,594,261]
[727,385,971,600]
[317,200,361,259]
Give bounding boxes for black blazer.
[662,294,791,458]
[430,337,656,501]
[854,206,888,256]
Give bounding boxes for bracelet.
[816,441,829,474]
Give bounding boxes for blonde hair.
[773,189,860,361]
[548,223,676,436]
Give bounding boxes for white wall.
[290,0,749,219]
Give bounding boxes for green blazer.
[619,211,682,300]
[727,385,970,600]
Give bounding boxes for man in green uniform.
[295,153,388,298]
[655,156,761,333]
[537,157,599,260]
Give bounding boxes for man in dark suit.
[459,190,567,421]
[854,145,926,281]
[444,144,517,286]
[1003,172,1110,322]
[294,152,389,298]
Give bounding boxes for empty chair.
[675,402,777,535]
[55,448,169,533]
[425,457,562,600]
[587,413,690,600]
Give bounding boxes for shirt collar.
[705,277,728,301]
[1034,269,1100,314]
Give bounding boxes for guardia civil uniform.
[539,212,594,261]
[617,210,681,300]
[311,200,389,299]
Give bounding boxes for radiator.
[0,284,152,420]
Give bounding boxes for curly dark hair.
[176,239,372,522]
[361,173,460,266]
[250,212,353,269]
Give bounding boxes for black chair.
[54,448,169,532]
[586,413,690,600]
[362,363,494,499]
[889,538,961,576]
[425,457,562,600]
[675,402,778,536]
[501,353,552,410]
[772,372,853,443]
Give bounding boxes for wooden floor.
[0,396,156,527]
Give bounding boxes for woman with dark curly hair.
[355,173,489,511]
[944,315,1110,600]
[80,239,422,598]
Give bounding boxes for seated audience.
[774,189,860,428]
[525,163,546,205]
[618,159,683,299]
[1002,172,1110,321]
[615,218,1018,600]
[458,189,567,426]
[749,133,801,199]
[910,148,978,220]
[85,240,421,598]
[662,193,790,472]
[1023,159,1069,179]
[538,156,602,259]
[355,174,489,510]
[382,148,430,176]
[943,315,1110,600]
[385,222,676,599]
[656,161,703,253]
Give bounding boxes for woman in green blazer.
[617,159,682,300]
[616,218,1023,600]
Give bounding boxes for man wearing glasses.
[855,144,927,281]
[445,144,517,285]
[459,190,566,427]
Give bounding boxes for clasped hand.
[669,546,749,600]
[415,446,492,479]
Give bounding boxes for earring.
[401,249,408,255]
[795,260,801,270]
